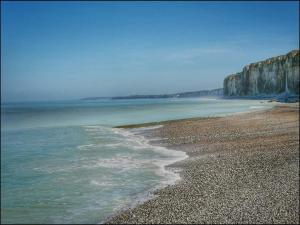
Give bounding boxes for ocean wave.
[90,179,115,187]
[111,127,188,186]
[80,124,188,187]
[249,106,265,109]
[86,156,139,169]
[82,125,112,133]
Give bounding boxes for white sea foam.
[148,137,169,141]
[111,126,188,186]
[84,156,142,170]
[78,124,188,223]
[249,106,265,109]
[82,125,113,133]
[40,125,186,187]
[90,179,115,187]
[100,127,188,224]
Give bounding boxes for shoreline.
[106,104,299,224]
[103,125,189,224]
[114,101,292,129]
[105,106,273,223]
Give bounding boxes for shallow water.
[1,98,275,223]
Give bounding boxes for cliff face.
[223,50,299,96]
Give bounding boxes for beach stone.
[106,105,299,224]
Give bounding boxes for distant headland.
[82,50,299,102]
[81,88,223,100]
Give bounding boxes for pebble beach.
[107,104,299,224]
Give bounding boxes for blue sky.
[1,1,299,102]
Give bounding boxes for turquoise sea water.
[1,98,275,224]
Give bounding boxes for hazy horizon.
[1,1,299,102]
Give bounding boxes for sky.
[1,1,299,102]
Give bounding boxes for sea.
[1,98,275,224]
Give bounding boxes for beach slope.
[107,105,299,224]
